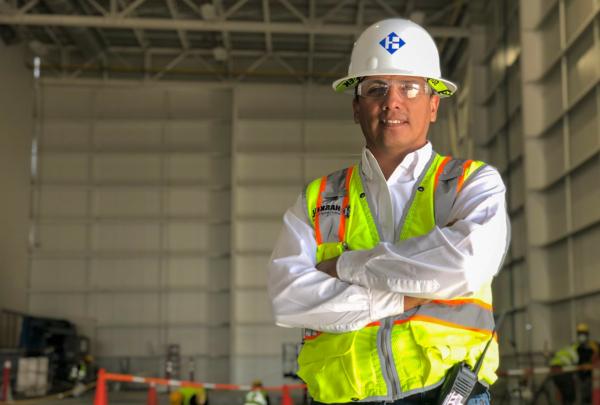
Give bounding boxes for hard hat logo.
[379,33,406,55]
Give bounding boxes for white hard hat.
[332,18,457,97]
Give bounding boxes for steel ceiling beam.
[0,14,470,37]
[47,44,349,58]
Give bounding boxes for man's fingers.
[315,257,339,278]
[404,296,430,310]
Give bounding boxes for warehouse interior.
[0,0,599,403]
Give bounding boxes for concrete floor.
[18,388,290,405]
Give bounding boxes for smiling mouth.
[380,118,408,125]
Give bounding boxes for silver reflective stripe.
[316,168,349,243]
[376,318,399,401]
[391,302,494,332]
[434,158,465,226]
[414,302,495,332]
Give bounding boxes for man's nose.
[382,84,406,110]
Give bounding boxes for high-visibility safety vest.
[550,344,579,367]
[298,153,500,403]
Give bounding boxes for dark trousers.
[552,374,576,404]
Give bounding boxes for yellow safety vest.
[298,153,500,403]
[179,387,206,405]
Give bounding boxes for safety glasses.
[356,78,432,99]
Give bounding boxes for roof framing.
[0,14,469,37]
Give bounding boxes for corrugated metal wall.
[31,80,364,385]
[520,0,599,350]
[32,82,233,381]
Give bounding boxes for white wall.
[0,43,33,312]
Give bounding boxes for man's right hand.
[404,296,429,311]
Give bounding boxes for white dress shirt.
[268,142,509,333]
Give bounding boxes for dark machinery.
[0,309,92,395]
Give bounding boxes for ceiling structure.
[0,0,481,83]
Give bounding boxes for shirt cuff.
[370,289,404,319]
[337,250,405,318]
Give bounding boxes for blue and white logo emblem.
[379,32,405,54]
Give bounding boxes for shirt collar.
[360,142,433,184]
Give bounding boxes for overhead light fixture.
[200,3,217,20]
[213,46,227,61]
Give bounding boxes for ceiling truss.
[0,0,472,83]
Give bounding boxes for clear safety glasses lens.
[357,79,430,99]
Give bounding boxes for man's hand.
[404,296,429,310]
[316,257,339,279]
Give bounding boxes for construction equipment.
[0,309,92,396]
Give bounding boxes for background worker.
[68,354,96,397]
[244,380,269,405]
[550,322,599,404]
[169,386,207,405]
[268,18,509,405]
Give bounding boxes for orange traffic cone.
[1,360,12,402]
[281,385,293,405]
[94,368,108,405]
[147,384,158,405]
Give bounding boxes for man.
[169,386,207,405]
[550,323,599,404]
[244,380,269,405]
[268,18,509,405]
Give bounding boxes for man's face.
[352,75,440,156]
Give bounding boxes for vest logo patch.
[312,204,350,219]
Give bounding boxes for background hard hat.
[576,323,590,333]
[333,18,457,97]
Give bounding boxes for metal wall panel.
[90,259,160,288]
[31,259,87,289]
[32,82,233,380]
[233,326,298,355]
[236,155,303,183]
[234,256,270,288]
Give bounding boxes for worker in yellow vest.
[244,380,269,405]
[169,386,207,405]
[268,18,510,405]
[550,323,600,404]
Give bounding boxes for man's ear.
[352,98,360,124]
[429,95,440,123]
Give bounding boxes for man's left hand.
[316,257,339,279]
